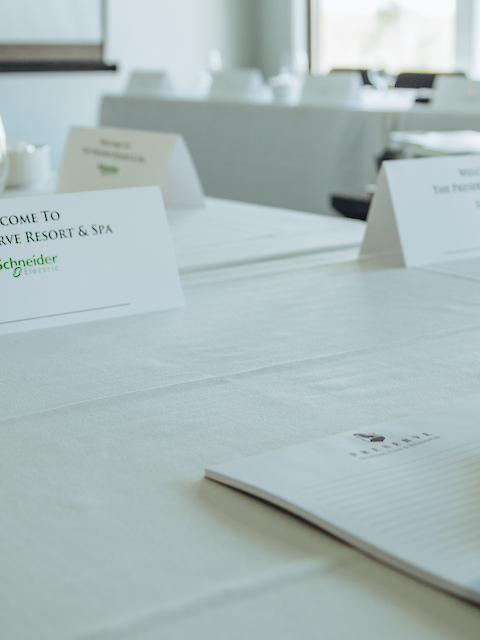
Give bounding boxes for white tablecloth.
[396,108,480,140]
[2,207,480,640]
[169,197,364,272]
[100,97,480,218]
[100,96,400,215]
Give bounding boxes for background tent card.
[57,126,205,209]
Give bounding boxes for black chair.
[329,68,373,86]
[394,71,466,89]
[330,195,371,221]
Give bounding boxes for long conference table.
[100,95,480,216]
[2,190,480,639]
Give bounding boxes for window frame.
[309,0,473,75]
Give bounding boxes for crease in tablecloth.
[177,240,362,274]
[3,316,480,424]
[420,263,480,284]
[4,250,480,421]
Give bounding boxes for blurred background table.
[101,95,480,218]
[100,96,402,216]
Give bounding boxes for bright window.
[311,0,457,74]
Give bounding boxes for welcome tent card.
[207,402,480,605]
[361,154,480,267]
[0,187,184,335]
[57,126,205,209]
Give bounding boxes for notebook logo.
[354,433,385,443]
[350,432,437,458]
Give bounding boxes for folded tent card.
[0,187,184,335]
[125,71,174,97]
[361,154,480,267]
[207,69,271,102]
[300,71,362,107]
[57,126,205,209]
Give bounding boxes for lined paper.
[206,403,480,604]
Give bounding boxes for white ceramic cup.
[7,142,51,188]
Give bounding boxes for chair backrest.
[207,69,270,102]
[395,72,436,89]
[329,68,372,86]
[300,72,362,106]
[395,71,466,89]
[432,75,480,111]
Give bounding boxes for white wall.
[256,0,308,78]
[0,72,122,170]
[257,0,291,78]
[107,0,257,86]
[457,0,480,78]
[0,0,257,169]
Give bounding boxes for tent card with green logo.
[0,187,184,335]
[57,126,205,209]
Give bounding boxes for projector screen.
[0,0,113,70]
[0,0,102,43]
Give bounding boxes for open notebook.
[206,402,480,605]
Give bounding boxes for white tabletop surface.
[2,205,480,640]
[168,197,364,272]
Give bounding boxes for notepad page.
[206,403,480,604]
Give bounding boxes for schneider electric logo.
[0,254,58,278]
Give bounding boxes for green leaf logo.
[98,163,119,176]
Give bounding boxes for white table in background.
[395,108,480,139]
[100,96,480,218]
[100,96,402,216]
